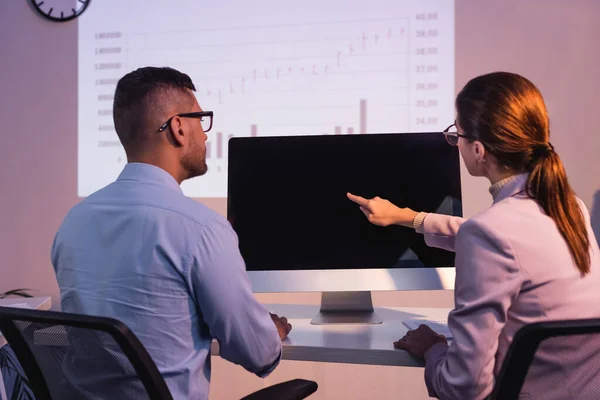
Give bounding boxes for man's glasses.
[158,111,214,133]
[443,123,473,146]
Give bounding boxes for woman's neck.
[487,166,517,185]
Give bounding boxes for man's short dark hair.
[113,67,196,154]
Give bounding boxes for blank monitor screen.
[227,133,462,271]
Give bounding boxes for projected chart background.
[78,0,454,197]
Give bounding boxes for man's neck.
[127,155,184,185]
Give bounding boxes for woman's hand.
[394,324,447,359]
[347,192,418,228]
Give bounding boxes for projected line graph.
[78,0,454,197]
[125,21,410,108]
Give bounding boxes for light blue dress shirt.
[51,163,282,400]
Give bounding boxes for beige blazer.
[420,174,600,399]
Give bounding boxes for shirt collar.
[116,163,183,194]
[490,172,529,204]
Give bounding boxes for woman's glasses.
[443,123,474,146]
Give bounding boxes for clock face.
[31,0,91,22]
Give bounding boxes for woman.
[348,72,600,399]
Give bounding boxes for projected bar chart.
[334,99,367,135]
[78,0,454,197]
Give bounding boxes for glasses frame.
[442,122,474,146]
[158,111,214,133]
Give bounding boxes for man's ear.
[169,116,186,147]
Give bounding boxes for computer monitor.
[227,133,462,324]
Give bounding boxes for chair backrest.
[0,306,173,400]
[491,318,600,400]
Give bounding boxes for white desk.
[0,301,447,400]
[0,297,51,311]
[211,304,452,367]
[0,300,450,367]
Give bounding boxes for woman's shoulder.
[458,196,545,240]
[459,194,593,247]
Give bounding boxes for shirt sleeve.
[188,217,282,377]
[424,218,522,400]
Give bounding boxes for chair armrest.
[241,379,318,400]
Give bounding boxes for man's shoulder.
[69,182,229,231]
[166,195,227,228]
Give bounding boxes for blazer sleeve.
[418,213,467,252]
[423,218,522,400]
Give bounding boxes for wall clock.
[30,0,91,22]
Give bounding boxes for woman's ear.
[474,141,486,163]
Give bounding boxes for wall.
[1,1,599,398]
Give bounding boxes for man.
[51,66,290,399]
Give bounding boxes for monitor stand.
[310,291,382,325]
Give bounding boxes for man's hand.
[393,324,447,359]
[347,192,418,228]
[270,313,292,340]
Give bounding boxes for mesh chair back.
[492,318,600,400]
[0,307,172,400]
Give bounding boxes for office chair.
[0,307,317,400]
[491,318,600,399]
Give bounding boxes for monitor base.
[310,291,382,325]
